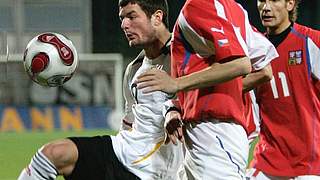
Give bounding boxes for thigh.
[64,135,139,180]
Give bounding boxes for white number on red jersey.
[270,72,290,99]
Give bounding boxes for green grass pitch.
[0,130,257,180]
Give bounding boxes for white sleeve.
[244,9,278,70]
[308,37,320,79]
[120,62,135,131]
[247,28,278,70]
[120,100,134,131]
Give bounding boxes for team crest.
[288,50,303,65]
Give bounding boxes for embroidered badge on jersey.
[288,50,303,65]
[218,39,229,47]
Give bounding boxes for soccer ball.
[23,32,78,87]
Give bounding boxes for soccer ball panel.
[23,32,78,87]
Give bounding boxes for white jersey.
[111,54,183,180]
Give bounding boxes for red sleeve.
[181,0,246,62]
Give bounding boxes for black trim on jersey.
[131,35,172,67]
[267,23,293,48]
[131,83,139,104]
[165,106,182,117]
[122,119,133,127]
[160,36,171,55]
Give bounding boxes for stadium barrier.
[0,53,124,132]
[0,105,112,132]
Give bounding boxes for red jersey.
[253,23,320,176]
[171,0,277,127]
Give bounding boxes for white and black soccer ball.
[23,32,78,87]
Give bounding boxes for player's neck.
[266,23,292,47]
[144,30,170,60]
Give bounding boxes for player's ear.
[286,0,295,12]
[152,10,164,27]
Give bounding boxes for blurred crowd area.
[0,0,318,107]
[0,0,319,62]
[0,0,319,105]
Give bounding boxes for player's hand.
[164,110,184,145]
[136,68,179,94]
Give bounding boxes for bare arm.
[177,56,251,91]
[136,56,252,94]
[242,63,273,92]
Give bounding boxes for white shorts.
[177,120,249,180]
[246,168,320,180]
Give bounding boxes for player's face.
[119,3,157,48]
[257,0,294,34]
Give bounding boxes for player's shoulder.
[293,23,320,45]
[129,51,144,66]
[293,23,320,35]
[124,51,145,81]
[179,0,216,27]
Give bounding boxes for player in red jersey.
[246,0,320,179]
[136,0,278,178]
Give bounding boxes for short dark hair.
[288,0,300,22]
[119,0,169,28]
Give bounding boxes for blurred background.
[0,0,319,179]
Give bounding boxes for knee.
[41,139,78,170]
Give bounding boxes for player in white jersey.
[112,46,183,180]
[18,0,183,179]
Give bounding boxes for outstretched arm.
[136,56,252,94]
